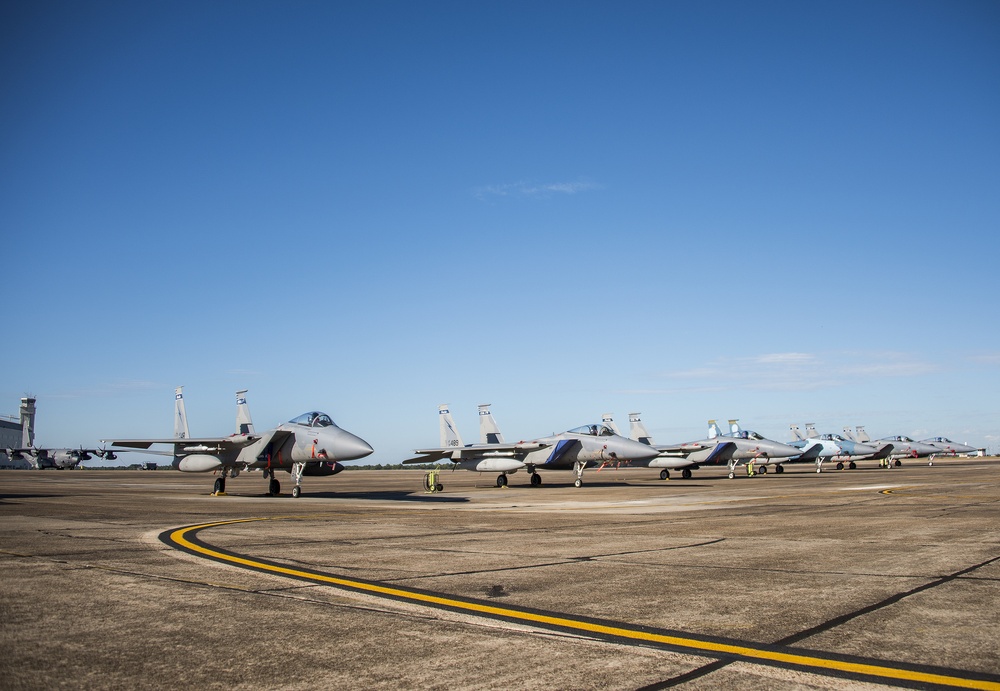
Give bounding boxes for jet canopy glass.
[733,430,765,440]
[568,424,617,437]
[289,412,337,428]
[928,436,952,443]
[887,435,914,442]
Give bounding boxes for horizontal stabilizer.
[402,452,451,464]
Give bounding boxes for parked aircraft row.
[401,407,976,490]
[6,389,978,498]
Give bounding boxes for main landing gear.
[212,467,239,495]
[530,472,542,486]
[659,469,669,480]
[264,468,282,496]
[496,474,508,488]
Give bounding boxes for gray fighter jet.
[842,426,941,467]
[402,404,660,488]
[787,424,878,472]
[104,387,373,497]
[628,414,801,479]
[919,437,977,456]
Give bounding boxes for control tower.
[19,397,36,448]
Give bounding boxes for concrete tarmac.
[1,459,999,690]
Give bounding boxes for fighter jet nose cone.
[336,431,374,460]
[629,440,661,462]
[773,442,803,458]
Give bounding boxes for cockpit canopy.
[733,430,764,440]
[289,412,337,428]
[929,436,951,443]
[886,435,914,442]
[568,424,617,437]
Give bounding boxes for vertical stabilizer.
[236,390,254,435]
[842,426,858,442]
[854,426,871,443]
[790,424,806,441]
[174,387,190,440]
[478,404,505,444]
[628,413,654,445]
[19,397,36,448]
[728,419,741,435]
[805,423,819,439]
[439,404,463,448]
[708,420,722,439]
[601,413,621,436]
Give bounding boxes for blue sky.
[2,0,998,461]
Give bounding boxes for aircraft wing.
[5,448,37,458]
[104,435,260,450]
[402,441,550,465]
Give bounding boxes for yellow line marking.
[165,518,1000,691]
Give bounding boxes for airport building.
[0,398,36,469]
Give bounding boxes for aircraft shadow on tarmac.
[0,494,60,502]
[257,490,469,503]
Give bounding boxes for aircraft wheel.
[530,473,542,487]
[574,478,582,488]
[436,483,444,492]
[836,462,844,470]
[269,478,280,496]
[759,465,767,474]
[496,474,507,488]
[682,468,692,479]
[774,465,784,474]
[849,461,857,469]
[213,478,225,494]
[292,486,301,498]
[659,469,669,480]
[928,460,933,466]
[894,460,902,467]
[728,472,735,479]
[816,467,822,473]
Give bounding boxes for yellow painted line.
[164,518,1000,691]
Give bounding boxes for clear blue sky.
[2,0,998,461]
